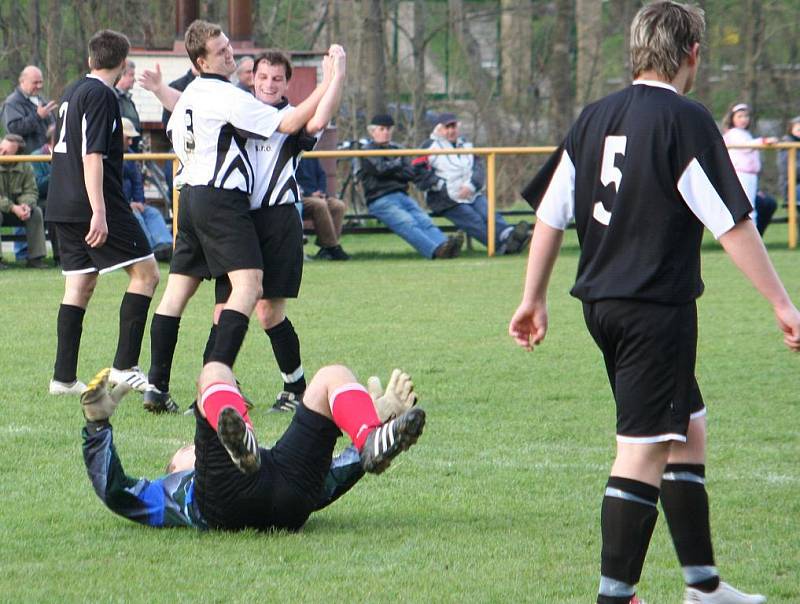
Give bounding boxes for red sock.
[200,382,252,430]
[330,384,381,450]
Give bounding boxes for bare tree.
[742,0,764,122]
[548,0,573,140]
[361,0,386,119]
[575,0,602,107]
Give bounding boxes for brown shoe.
[26,257,47,269]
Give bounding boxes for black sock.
[208,309,249,367]
[265,317,305,394]
[148,313,180,392]
[202,323,218,366]
[597,476,660,604]
[661,464,719,592]
[113,292,152,370]
[54,304,85,383]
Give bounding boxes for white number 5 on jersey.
[594,135,627,225]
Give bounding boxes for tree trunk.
[412,0,427,143]
[743,0,764,123]
[500,0,533,104]
[548,0,573,140]
[361,0,386,120]
[575,0,602,107]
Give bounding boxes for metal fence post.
[487,152,496,257]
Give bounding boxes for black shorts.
[192,403,341,531]
[54,214,152,275]
[170,186,262,279]
[582,299,706,443]
[214,204,304,302]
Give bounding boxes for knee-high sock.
[597,476,660,604]
[202,323,218,366]
[208,309,249,368]
[54,304,85,383]
[329,384,381,450]
[148,314,180,392]
[661,464,719,592]
[200,382,251,430]
[113,292,152,370]
[265,317,305,394]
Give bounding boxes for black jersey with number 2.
[522,81,753,305]
[46,75,129,223]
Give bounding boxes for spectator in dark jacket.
[359,114,461,259]
[296,156,349,260]
[1,66,57,153]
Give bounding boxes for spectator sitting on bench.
[296,156,350,260]
[420,112,531,255]
[0,133,47,269]
[121,118,172,262]
[359,113,462,259]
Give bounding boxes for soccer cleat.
[360,407,426,474]
[49,378,87,396]
[368,369,418,422]
[683,582,766,604]
[270,391,301,413]
[108,366,149,392]
[80,368,133,421]
[216,406,261,474]
[143,386,180,414]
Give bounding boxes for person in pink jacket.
[722,103,777,223]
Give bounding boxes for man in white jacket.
[420,112,530,254]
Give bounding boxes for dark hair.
[185,20,223,70]
[88,29,130,70]
[253,50,293,81]
[3,133,25,153]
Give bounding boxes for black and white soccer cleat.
[360,407,426,475]
[217,407,261,474]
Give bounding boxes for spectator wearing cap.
[121,118,172,261]
[115,59,142,151]
[0,133,48,268]
[2,65,58,154]
[419,112,531,254]
[777,115,800,208]
[359,113,462,259]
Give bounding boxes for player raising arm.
[510,3,799,604]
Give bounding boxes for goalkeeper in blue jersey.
[80,363,424,531]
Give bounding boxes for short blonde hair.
[185,20,223,71]
[630,1,705,80]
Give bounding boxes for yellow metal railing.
[2,143,798,254]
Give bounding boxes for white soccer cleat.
[108,366,149,392]
[368,369,418,422]
[684,582,766,604]
[49,378,87,396]
[80,368,133,421]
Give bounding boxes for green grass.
[1,226,799,603]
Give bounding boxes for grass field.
[1,226,799,603]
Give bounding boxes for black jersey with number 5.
[522,81,753,304]
[46,75,128,223]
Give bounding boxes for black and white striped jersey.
[522,80,752,304]
[47,75,128,223]
[166,73,283,194]
[247,101,319,210]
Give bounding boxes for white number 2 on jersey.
[53,102,69,154]
[593,135,627,226]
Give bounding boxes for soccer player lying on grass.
[80,365,424,531]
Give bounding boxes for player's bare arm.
[718,218,800,350]
[82,153,108,248]
[274,46,340,134]
[509,220,564,351]
[304,45,346,135]
[138,64,181,112]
